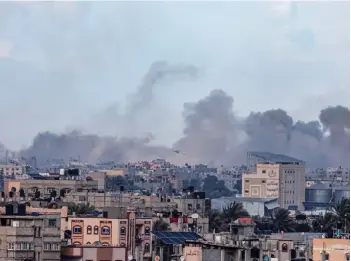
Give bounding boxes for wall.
[242,164,280,198]
[183,246,202,261]
[313,238,350,261]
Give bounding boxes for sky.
[0,1,349,150]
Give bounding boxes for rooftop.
[248,152,304,165]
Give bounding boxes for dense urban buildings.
[0,151,348,261]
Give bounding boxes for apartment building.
[3,178,99,199]
[242,163,305,210]
[61,208,152,261]
[0,203,62,261]
[0,163,23,177]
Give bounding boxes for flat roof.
[248,152,304,164]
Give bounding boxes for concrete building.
[242,163,305,210]
[3,178,99,199]
[0,163,24,177]
[312,238,350,261]
[0,204,62,261]
[61,208,152,261]
[61,245,128,261]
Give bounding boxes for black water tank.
[19,189,25,198]
[5,204,14,215]
[18,204,26,216]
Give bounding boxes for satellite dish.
[191,213,199,219]
[128,255,133,261]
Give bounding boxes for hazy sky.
[0,1,349,150]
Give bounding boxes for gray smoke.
[174,89,349,167]
[16,70,350,168]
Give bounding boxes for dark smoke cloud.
[15,63,350,168]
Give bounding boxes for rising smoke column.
[173,89,349,167]
[19,61,198,166]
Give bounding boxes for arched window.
[144,226,150,236]
[73,225,82,234]
[94,225,99,235]
[87,225,92,234]
[11,187,16,192]
[102,242,109,246]
[120,243,126,247]
[120,226,126,235]
[281,243,288,252]
[144,243,150,253]
[346,254,350,261]
[73,242,81,245]
[101,226,111,235]
[86,242,91,245]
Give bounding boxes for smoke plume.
[12,62,350,168]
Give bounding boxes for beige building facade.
[242,163,305,210]
[313,238,350,261]
[0,163,23,177]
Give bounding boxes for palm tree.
[152,218,171,232]
[67,202,95,215]
[222,202,249,222]
[330,198,350,233]
[312,212,335,233]
[208,209,225,232]
[271,208,296,232]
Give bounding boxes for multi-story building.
[0,203,63,261]
[242,162,305,210]
[0,163,24,178]
[61,207,152,261]
[3,178,99,199]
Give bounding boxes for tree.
[222,202,249,223]
[67,202,95,215]
[152,218,171,232]
[312,212,335,234]
[271,208,296,232]
[208,209,226,232]
[202,176,232,198]
[330,198,350,233]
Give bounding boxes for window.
[120,243,126,247]
[94,225,99,235]
[8,243,14,250]
[87,225,92,234]
[73,242,81,245]
[145,226,150,236]
[52,243,60,250]
[244,190,249,193]
[102,242,110,246]
[187,204,192,210]
[44,243,51,250]
[73,225,82,234]
[345,254,350,261]
[281,243,288,252]
[262,180,266,183]
[48,219,56,227]
[245,180,249,182]
[144,243,150,253]
[120,226,126,235]
[101,226,111,235]
[262,170,266,174]
[322,252,330,261]
[196,204,201,209]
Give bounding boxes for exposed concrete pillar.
[220,249,225,261]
